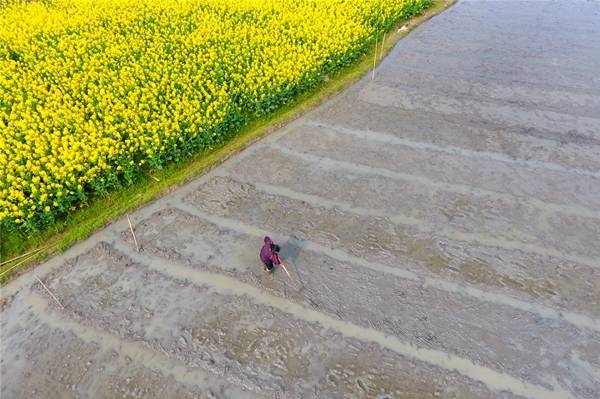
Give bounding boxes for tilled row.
[381,51,600,92]
[311,95,600,171]
[359,84,600,142]
[369,69,600,118]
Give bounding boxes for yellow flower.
[0,0,428,229]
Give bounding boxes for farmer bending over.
[260,236,281,272]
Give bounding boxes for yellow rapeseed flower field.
[0,0,429,230]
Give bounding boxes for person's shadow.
[279,235,308,290]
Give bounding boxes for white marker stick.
[36,277,64,309]
[127,214,139,252]
[372,35,378,80]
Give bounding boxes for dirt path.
[2,1,600,398]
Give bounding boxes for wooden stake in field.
[372,34,378,80]
[127,214,140,252]
[36,277,64,309]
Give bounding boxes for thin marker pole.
[127,214,139,252]
[36,277,64,309]
[372,34,378,80]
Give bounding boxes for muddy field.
[2,1,600,398]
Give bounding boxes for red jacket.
[260,236,281,266]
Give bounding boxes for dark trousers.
[263,261,274,271]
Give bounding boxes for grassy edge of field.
[0,0,455,285]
